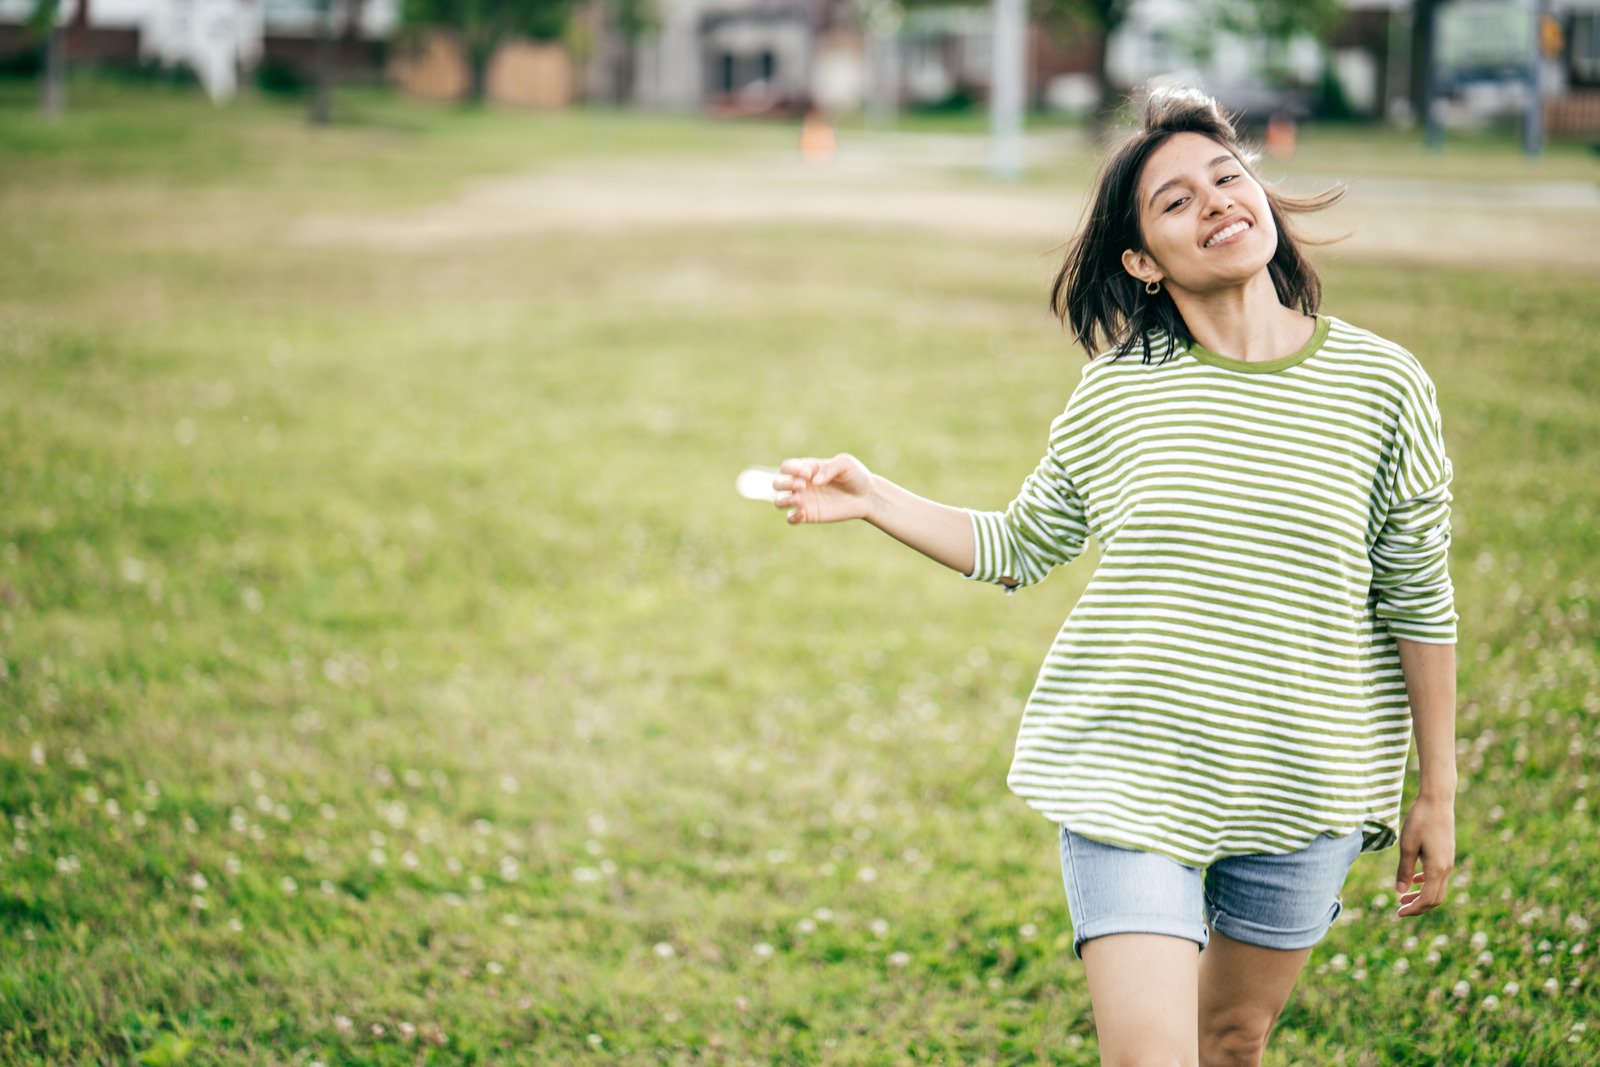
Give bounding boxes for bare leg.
[1080,932,1201,1067]
[1196,929,1314,1067]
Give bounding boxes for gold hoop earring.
[1145,279,1161,295]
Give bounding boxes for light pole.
[989,0,1027,181]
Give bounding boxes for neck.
[1168,272,1313,362]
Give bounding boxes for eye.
[1217,173,1239,185]
[1164,196,1189,213]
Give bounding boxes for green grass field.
[1,76,1597,1065]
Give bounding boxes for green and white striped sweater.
[966,314,1457,868]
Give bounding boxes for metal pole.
[1524,0,1547,157]
[989,0,1026,181]
[1423,1,1444,153]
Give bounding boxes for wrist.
[1418,773,1458,800]
[864,473,889,524]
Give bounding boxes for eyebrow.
[1147,154,1236,208]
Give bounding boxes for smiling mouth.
[1204,221,1251,248]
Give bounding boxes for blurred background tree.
[402,0,576,103]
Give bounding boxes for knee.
[1199,1021,1268,1067]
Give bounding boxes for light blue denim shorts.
[1058,825,1364,960]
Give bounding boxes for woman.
[772,85,1459,1066]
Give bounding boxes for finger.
[1395,851,1420,894]
[772,475,796,492]
[779,459,819,482]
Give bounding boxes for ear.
[1122,248,1161,287]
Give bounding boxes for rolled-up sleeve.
[964,410,1092,593]
[1370,371,1458,642]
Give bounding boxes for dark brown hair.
[1049,85,1345,363]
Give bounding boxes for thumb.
[1395,847,1418,894]
[813,457,843,487]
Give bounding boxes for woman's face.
[1121,132,1278,295]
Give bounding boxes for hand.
[774,454,873,524]
[1394,793,1455,918]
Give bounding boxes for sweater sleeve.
[1370,368,1458,643]
[964,407,1091,592]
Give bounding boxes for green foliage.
[0,81,1597,1064]
[400,0,574,54]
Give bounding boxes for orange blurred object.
[1265,113,1297,161]
[800,110,837,164]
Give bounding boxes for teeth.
[1205,221,1248,248]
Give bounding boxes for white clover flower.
[573,866,601,883]
[1372,893,1389,908]
[1352,968,1368,981]
[401,851,420,871]
[498,856,519,880]
[29,743,44,767]
[1393,958,1410,974]
[813,907,834,923]
[857,867,878,883]
[1503,981,1520,996]
[1020,923,1038,941]
[1432,934,1450,949]
[321,880,336,896]
[83,786,101,805]
[368,848,387,866]
[1482,994,1499,1010]
[1538,938,1553,952]
[1330,953,1349,971]
[587,1034,603,1048]
[1470,931,1489,951]
[870,918,890,938]
[887,951,911,968]
[1425,950,1442,965]
[795,918,817,935]
[1402,936,1419,951]
[1476,950,1494,966]
[485,960,504,975]
[224,853,241,876]
[652,942,675,959]
[190,872,209,891]
[599,858,618,875]
[1543,977,1561,995]
[228,918,243,933]
[1451,981,1471,999]
[333,1015,353,1035]
[765,849,788,865]
[103,800,120,820]
[280,876,298,896]
[398,1022,416,1041]
[753,942,774,959]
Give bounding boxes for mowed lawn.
[1,79,1597,1065]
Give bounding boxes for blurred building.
[603,0,1600,132]
[0,0,397,91]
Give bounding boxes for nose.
[1201,182,1235,216]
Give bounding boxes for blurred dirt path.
[291,137,1600,270]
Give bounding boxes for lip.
[1202,216,1253,249]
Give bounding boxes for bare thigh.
[1197,929,1314,1064]
[1081,932,1200,1067]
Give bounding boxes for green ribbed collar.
[1184,314,1329,374]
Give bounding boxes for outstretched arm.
[775,454,1005,583]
